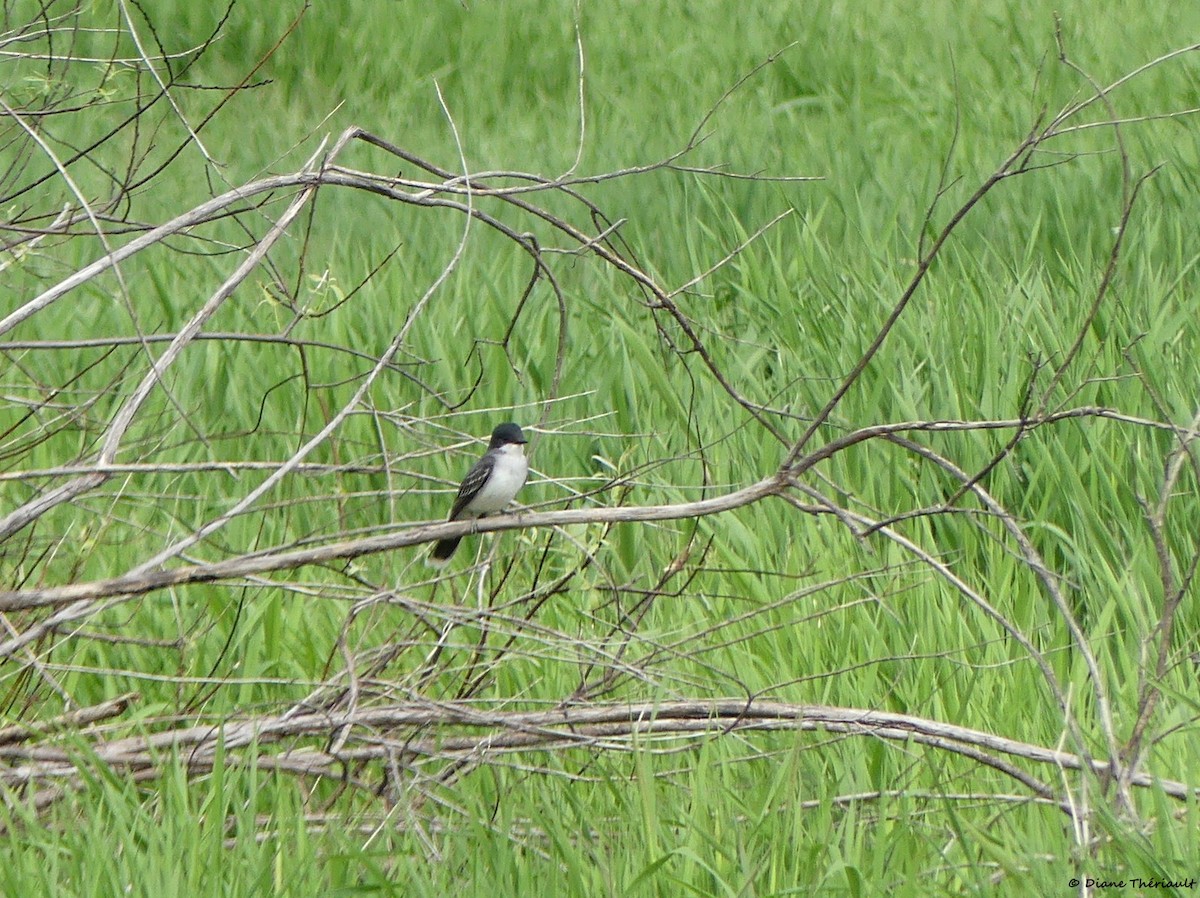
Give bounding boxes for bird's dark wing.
[447,453,495,520]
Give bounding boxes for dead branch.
[3,698,1195,817]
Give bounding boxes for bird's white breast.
[468,443,528,515]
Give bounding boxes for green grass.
[3,1,1200,895]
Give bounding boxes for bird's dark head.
[489,422,528,448]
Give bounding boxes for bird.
[428,422,529,566]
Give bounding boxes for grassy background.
[3,1,1200,895]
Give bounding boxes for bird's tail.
[427,536,461,567]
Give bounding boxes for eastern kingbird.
[428,422,529,566]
